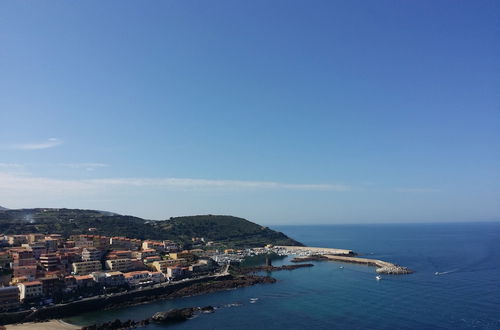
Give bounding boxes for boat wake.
[434,269,459,275]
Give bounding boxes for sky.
[0,0,498,224]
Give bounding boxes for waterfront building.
[72,260,102,275]
[74,274,95,288]
[17,281,43,301]
[104,271,126,286]
[166,266,190,279]
[151,259,187,274]
[64,276,77,292]
[38,276,65,297]
[0,286,20,311]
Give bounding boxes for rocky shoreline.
[238,263,314,274]
[90,275,276,312]
[83,305,221,330]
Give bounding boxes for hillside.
[0,208,302,248]
[0,206,7,211]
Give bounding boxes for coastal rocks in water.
[201,306,215,313]
[291,255,329,262]
[239,263,314,274]
[82,318,149,330]
[151,307,197,323]
[376,265,414,274]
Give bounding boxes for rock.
[151,307,196,323]
[201,305,215,313]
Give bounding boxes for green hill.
[0,208,302,248]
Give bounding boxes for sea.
[66,222,500,329]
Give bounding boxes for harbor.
[275,246,413,275]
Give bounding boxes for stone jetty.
[294,254,413,274]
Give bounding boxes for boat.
[434,272,439,275]
[339,266,344,269]
[375,275,382,280]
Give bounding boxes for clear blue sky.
[1,0,498,224]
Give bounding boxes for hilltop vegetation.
[0,208,302,248]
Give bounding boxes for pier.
[322,255,413,274]
[280,246,413,275]
[274,246,355,256]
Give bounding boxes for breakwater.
[293,254,413,274]
[274,246,355,256]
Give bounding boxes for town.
[0,231,266,312]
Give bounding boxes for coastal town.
[0,231,267,313]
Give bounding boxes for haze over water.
[67,222,500,329]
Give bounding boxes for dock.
[322,255,413,274]
[283,246,414,275]
[274,245,355,256]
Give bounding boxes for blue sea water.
[66,222,500,329]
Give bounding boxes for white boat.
[339,266,344,269]
[434,272,439,275]
[375,275,382,280]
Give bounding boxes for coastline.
[5,320,79,330]
[0,274,274,327]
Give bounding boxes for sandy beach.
[5,320,80,330]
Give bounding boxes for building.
[44,238,58,252]
[166,266,190,279]
[72,260,102,275]
[142,240,164,252]
[11,249,36,267]
[104,271,126,287]
[0,286,20,311]
[132,249,157,260]
[17,281,43,301]
[82,248,101,262]
[105,258,133,272]
[106,250,133,260]
[169,251,195,262]
[38,277,65,297]
[40,253,59,271]
[124,270,165,287]
[150,259,187,274]
[189,259,216,273]
[74,275,95,288]
[0,251,12,268]
[7,235,28,246]
[12,265,37,281]
[21,242,46,259]
[27,233,45,244]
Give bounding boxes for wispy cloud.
[87,177,351,191]
[9,138,63,150]
[60,163,108,171]
[0,163,24,169]
[0,172,351,194]
[393,187,440,193]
